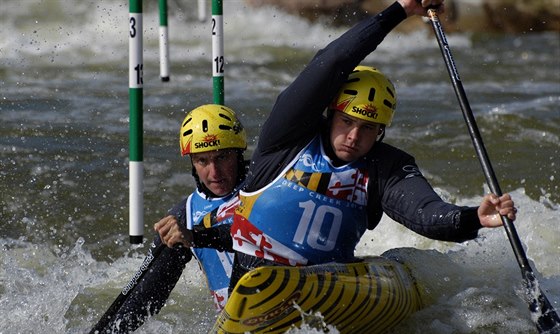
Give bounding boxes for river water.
[1,1,559,333]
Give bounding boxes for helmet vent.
[182,117,192,127]
[343,89,358,96]
[219,125,232,130]
[383,100,393,109]
[368,88,376,102]
[386,86,395,98]
[202,120,208,132]
[219,113,232,121]
[182,129,192,136]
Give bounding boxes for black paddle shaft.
[89,242,165,334]
[426,9,560,333]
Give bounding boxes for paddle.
[424,7,560,333]
[89,242,165,334]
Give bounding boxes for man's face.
[329,111,381,162]
[191,149,239,197]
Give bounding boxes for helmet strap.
[190,159,215,198]
[377,126,386,142]
[236,149,249,187]
[320,129,346,167]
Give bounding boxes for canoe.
[211,256,423,333]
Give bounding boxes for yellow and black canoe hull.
[211,256,422,333]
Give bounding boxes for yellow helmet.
[330,66,397,126]
[179,104,247,156]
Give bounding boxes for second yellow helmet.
[330,66,397,126]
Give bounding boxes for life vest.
[186,190,236,310]
[232,136,369,266]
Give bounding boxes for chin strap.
[376,126,386,142]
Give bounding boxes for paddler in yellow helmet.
[93,104,247,333]
[228,0,517,291]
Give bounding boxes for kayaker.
[97,104,247,333]
[228,0,517,290]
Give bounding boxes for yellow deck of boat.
[211,256,423,333]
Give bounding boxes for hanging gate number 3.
[130,16,143,86]
[293,200,342,251]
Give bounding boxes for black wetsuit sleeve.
[167,196,187,219]
[192,224,233,252]
[383,177,481,242]
[100,199,192,334]
[248,3,407,190]
[369,143,482,242]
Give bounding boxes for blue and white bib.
[232,136,369,265]
[186,190,236,310]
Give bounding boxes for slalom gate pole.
[426,8,560,333]
[198,0,207,22]
[212,0,224,105]
[158,0,170,82]
[129,0,144,244]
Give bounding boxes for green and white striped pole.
[198,0,206,22]
[129,0,144,244]
[212,0,224,105]
[158,0,170,82]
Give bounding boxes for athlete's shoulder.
[364,142,423,180]
[367,142,415,161]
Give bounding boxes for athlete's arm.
[372,144,482,242]
[257,3,407,153]
[383,177,482,242]
[192,224,233,252]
